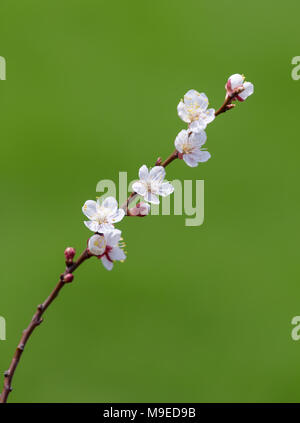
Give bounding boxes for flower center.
[187,103,200,121]
[182,142,193,154]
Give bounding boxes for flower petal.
[101,196,118,211]
[138,165,149,181]
[197,151,211,162]
[82,200,97,219]
[144,191,159,204]
[105,229,122,247]
[228,73,244,90]
[177,101,190,123]
[84,220,100,232]
[202,108,215,124]
[101,256,114,271]
[238,81,254,101]
[174,129,188,153]
[109,247,126,261]
[190,130,207,147]
[184,90,208,111]
[159,182,174,197]
[110,208,125,224]
[149,166,165,181]
[88,234,106,256]
[189,119,207,133]
[98,222,115,232]
[132,181,147,196]
[183,154,198,167]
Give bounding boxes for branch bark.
[215,87,244,116]
[0,88,241,403]
[0,249,90,404]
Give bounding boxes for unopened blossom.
[175,129,210,167]
[88,234,106,256]
[177,89,215,133]
[88,230,126,271]
[129,201,150,216]
[132,165,174,205]
[82,196,125,233]
[226,74,254,102]
[136,202,150,216]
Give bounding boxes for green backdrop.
[0,0,299,403]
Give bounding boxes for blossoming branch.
[0,73,254,403]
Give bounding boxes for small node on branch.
[4,371,10,378]
[64,273,74,283]
[37,304,44,311]
[155,157,162,165]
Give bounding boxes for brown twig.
[0,85,244,403]
[0,249,90,404]
[215,87,244,116]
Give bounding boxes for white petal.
[183,154,198,167]
[132,181,147,196]
[189,119,207,133]
[88,234,106,256]
[238,82,254,100]
[82,200,97,219]
[109,247,126,261]
[184,90,208,111]
[229,73,244,89]
[84,220,100,232]
[98,222,115,232]
[101,256,114,271]
[202,108,215,124]
[101,196,118,211]
[190,130,207,147]
[149,166,165,181]
[159,182,174,197]
[177,101,190,123]
[197,151,211,162]
[144,192,159,204]
[105,229,122,247]
[110,208,125,224]
[138,165,149,181]
[174,129,188,153]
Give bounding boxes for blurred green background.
[0,0,299,403]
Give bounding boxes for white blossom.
[88,230,126,271]
[82,196,125,233]
[132,165,174,205]
[226,74,254,101]
[177,89,215,133]
[175,129,210,167]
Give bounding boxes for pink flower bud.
[226,74,254,102]
[64,273,74,283]
[136,202,150,216]
[128,202,150,217]
[64,247,76,261]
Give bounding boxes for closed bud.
[64,247,76,261]
[64,273,74,283]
